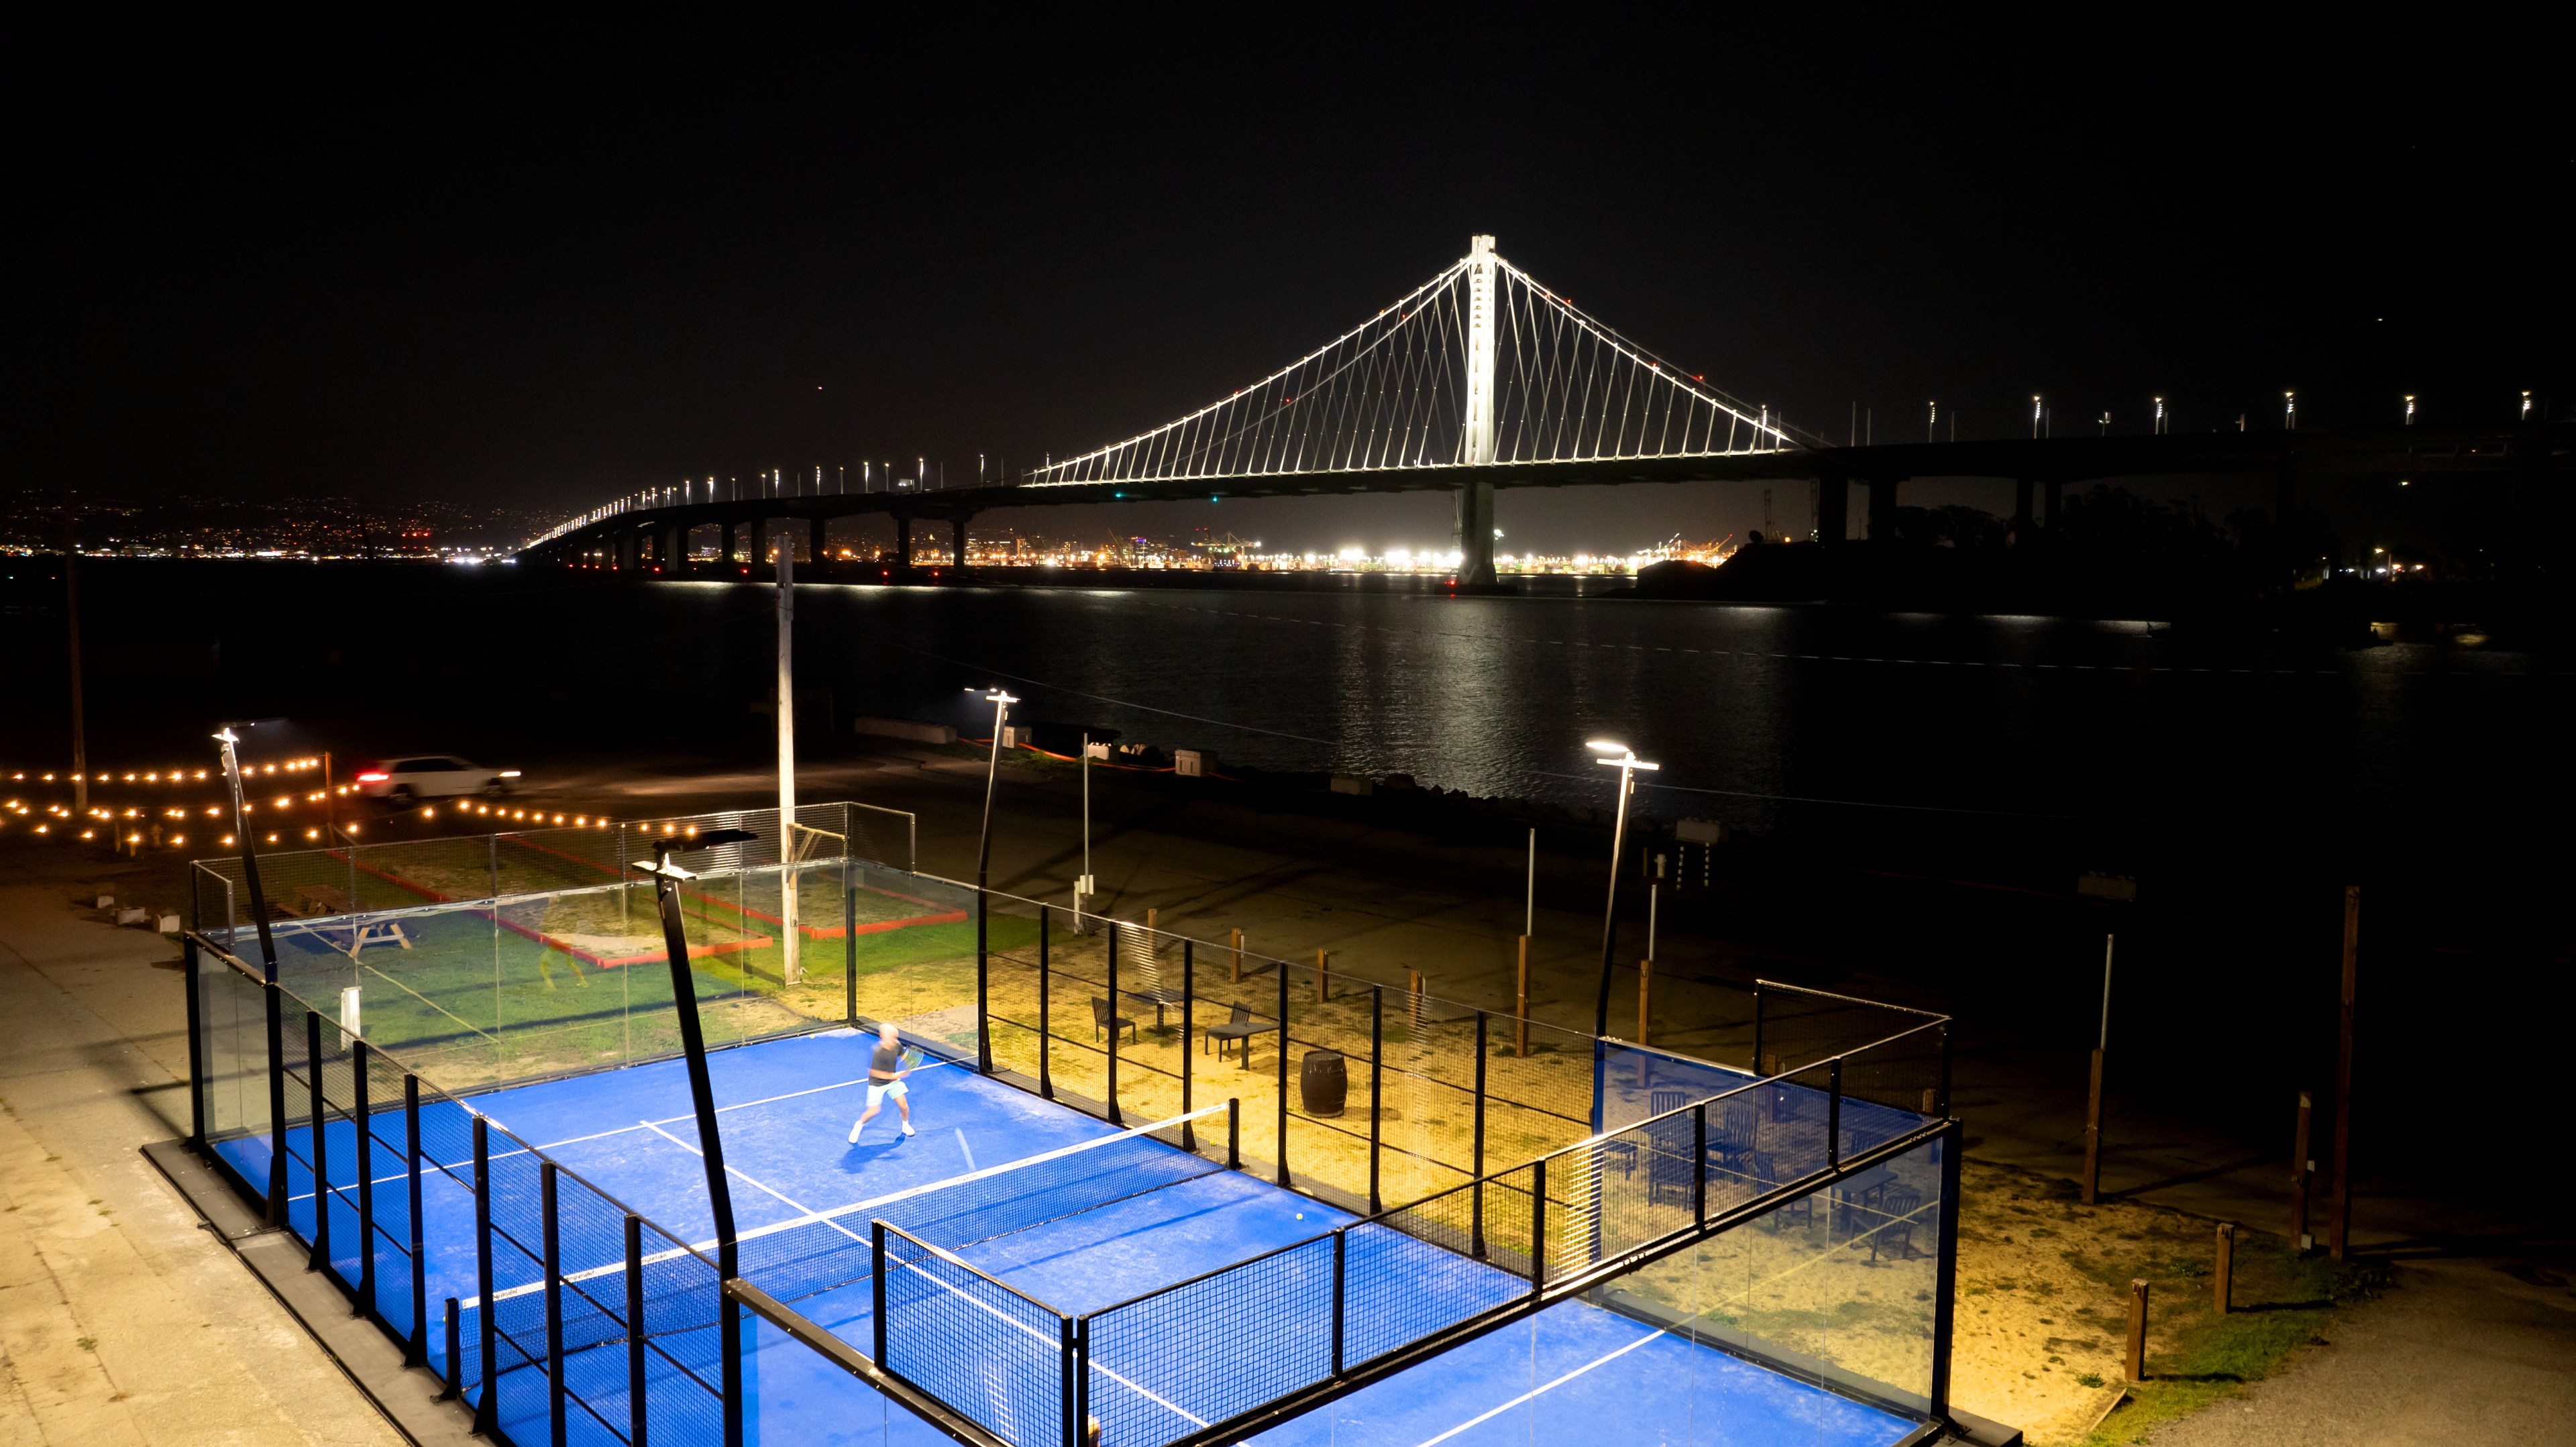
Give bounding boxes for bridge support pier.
[949,515,973,568]
[1817,476,1849,543]
[810,517,828,570]
[661,523,683,572]
[616,530,639,572]
[2042,480,2063,533]
[894,515,916,568]
[1453,482,1495,584]
[1866,478,1900,541]
[2013,478,2034,539]
[721,521,739,566]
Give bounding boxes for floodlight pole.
[643,843,743,1283]
[974,690,1018,892]
[777,535,798,985]
[215,728,280,978]
[1589,745,1659,1038]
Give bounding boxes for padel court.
[211,1027,1923,1447]
[189,808,1957,1447]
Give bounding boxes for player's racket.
[898,1047,926,1071]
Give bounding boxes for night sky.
[8,17,2565,552]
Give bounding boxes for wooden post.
[2329,885,2359,1261]
[1515,936,1532,1057]
[2214,1222,2235,1315]
[2082,1048,2106,1205]
[2290,1091,2313,1250]
[1230,928,1244,983]
[1317,948,1331,1004]
[2125,1279,2149,1381]
[1637,959,1652,1046]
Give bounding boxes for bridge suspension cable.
[1024,236,1815,488]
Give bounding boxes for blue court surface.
[214,1030,1917,1447]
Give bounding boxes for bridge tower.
[1453,234,1499,586]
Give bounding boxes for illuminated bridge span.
[520,237,2569,581]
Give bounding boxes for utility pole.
[2083,934,2113,1205]
[2329,886,2359,1259]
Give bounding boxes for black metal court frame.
[180,815,1964,1447]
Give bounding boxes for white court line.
[1410,1324,1669,1447]
[637,1120,869,1246]
[955,1129,977,1173]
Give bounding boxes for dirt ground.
[1948,1158,2381,1446]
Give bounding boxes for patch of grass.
[2079,1244,2384,1446]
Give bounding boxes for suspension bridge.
[519,236,2567,581]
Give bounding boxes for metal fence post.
[1105,924,1122,1125]
[488,834,499,900]
[543,1162,567,1447]
[1275,953,1290,1187]
[975,890,991,1074]
[441,1297,462,1399]
[1330,1230,1347,1375]
[1937,1019,1953,1116]
[1828,1057,1843,1170]
[871,1222,890,1365]
[1181,940,1197,1153]
[306,1010,331,1273]
[843,853,857,1026]
[1529,1158,1548,1291]
[1368,986,1383,1215]
[353,1038,375,1316]
[1751,980,1765,1078]
[472,1116,497,1436]
[1038,906,1053,1100]
[722,1295,745,1447]
[1693,1102,1708,1224]
[182,935,205,1146]
[625,1215,647,1447]
[1073,1317,1090,1447]
[1929,1121,1964,1422]
[1059,1318,1078,1447]
[1226,1097,1240,1170]
[405,1075,427,1366]
[1471,1011,1488,1259]
[264,980,288,1228]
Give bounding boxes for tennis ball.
[1295,1212,1304,1220]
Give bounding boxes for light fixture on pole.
[2153,396,2166,435]
[2031,395,2043,439]
[1927,400,1937,443]
[1586,741,1660,1037]
[2522,390,2533,421]
[2284,390,2297,430]
[970,689,1020,892]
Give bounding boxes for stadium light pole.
[213,727,281,978]
[1587,741,1659,1038]
[971,690,1020,892]
[632,827,759,1283]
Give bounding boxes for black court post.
[625,1215,647,1447]
[441,1298,462,1399]
[264,980,288,1228]
[1181,940,1197,1154]
[1528,1157,1548,1291]
[1275,953,1291,1187]
[1330,1229,1346,1376]
[1038,906,1054,1099]
[1471,1011,1488,1258]
[405,1075,427,1365]
[1692,1102,1708,1223]
[182,935,204,1146]
[1368,986,1384,1215]
[543,1162,567,1447]
[1928,1120,1964,1422]
[975,890,992,1074]
[353,1038,376,1316]
[1827,1057,1843,1169]
[842,855,857,1026]
[472,1116,498,1436]
[306,1009,331,1274]
[1226,1097,1240,1170]
[871,1222,889,1364]
[1059,1319,1078,1447]
[1105,924,1122,1125]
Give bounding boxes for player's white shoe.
[900,1122,915,1137]
[847,1121,863,1144]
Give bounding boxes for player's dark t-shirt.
[871,1042,903,1077]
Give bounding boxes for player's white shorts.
[865,1080,908,1108]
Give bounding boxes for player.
[847,1021,920,1143]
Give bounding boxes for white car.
[354,755,520,800]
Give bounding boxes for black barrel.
[1301,1050,1348,1117]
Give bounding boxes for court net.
[464,1100,1236,1318]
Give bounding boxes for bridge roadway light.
[2155,396,2166,435]
[2032,395,2043,439]
[2523,390,2533,421]
[2284,391,2297,430]
[2404,395,2416,427]
[1927,400,1937,443]
[1586,741,1660,1037]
